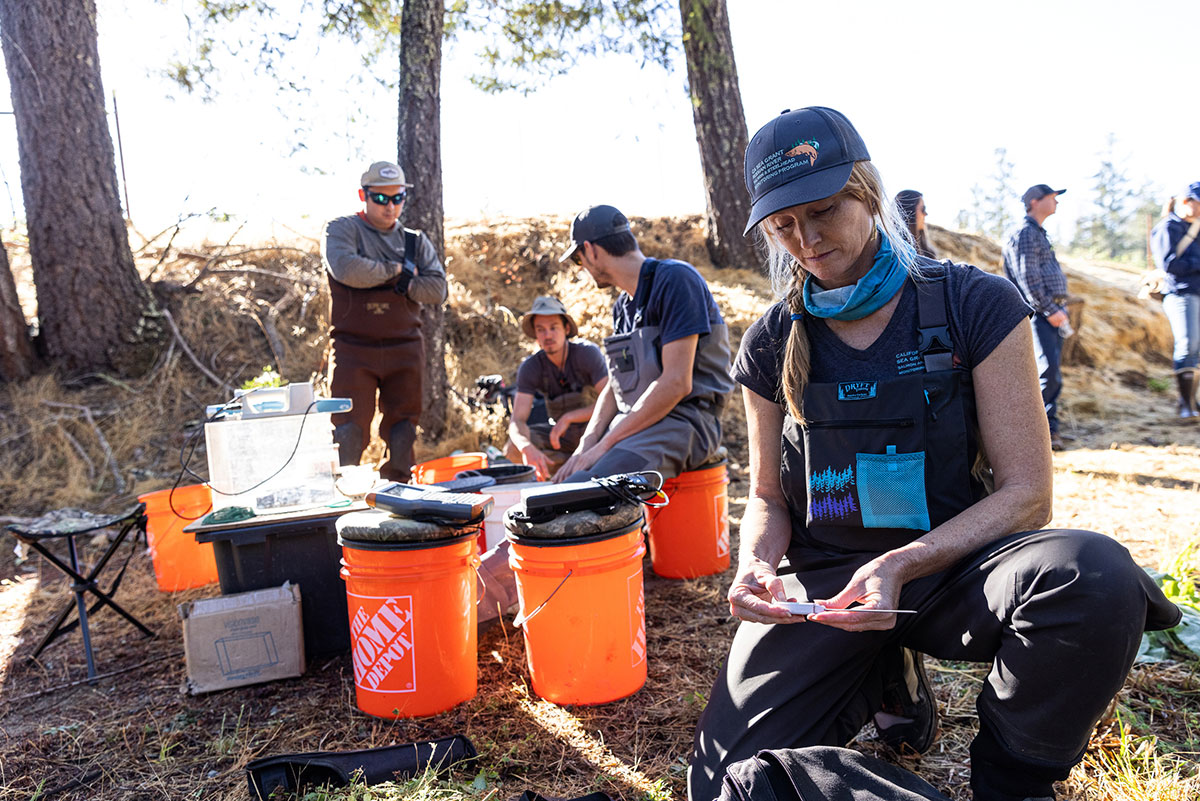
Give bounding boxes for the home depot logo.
[715,495,730,559]
[628,571,646,667]
[349,595,416,693]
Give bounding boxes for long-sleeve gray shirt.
[321,214,447,305]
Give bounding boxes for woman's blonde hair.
[756,160,920,421]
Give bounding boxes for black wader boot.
[383,419,418,482]
[334,421,365,466]
[1176,370,1197,419]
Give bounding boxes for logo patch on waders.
[838,381,877,401]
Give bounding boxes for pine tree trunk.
[0,241,35,381]
[678,0,758,270]
[0,0,159,376]
[398,0,448,441]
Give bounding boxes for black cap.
[743,106,871,234]
[1021,184,1066,205]
[559,204,631,263]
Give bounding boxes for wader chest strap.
[631,260,659,327]
[915,276,954,372]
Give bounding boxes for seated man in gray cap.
[504,296,609,479]
[321,160,447,481]
[555,205,734,483]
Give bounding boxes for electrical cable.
[595,471,668,508]
[169,388,321,520]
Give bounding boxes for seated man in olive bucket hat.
[504,296,609,480]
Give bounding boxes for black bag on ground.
[246,734,476,799]
[718,746,949,801]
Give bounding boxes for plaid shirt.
[1002,215,1067,317]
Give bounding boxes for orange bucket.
[411,452,487,485]
[137,485,219,592]
[508,520,647,705]
[644,461,730,578]
[339,530,480,718]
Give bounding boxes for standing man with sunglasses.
[322,160,447,481]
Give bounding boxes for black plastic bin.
[195,516,350,658]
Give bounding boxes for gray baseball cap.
[361,161,413,188]
[1021,184,1065,205]
[559,205,631,263]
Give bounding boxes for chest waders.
[327,228,424,481]
[603,262,734,415]
[327,228,422,342]
[781,270,988,552]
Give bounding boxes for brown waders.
[330,336,424,481]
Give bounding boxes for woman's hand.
[728,558,801,624]
[809,556,905,632]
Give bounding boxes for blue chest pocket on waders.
[855,445,930,530]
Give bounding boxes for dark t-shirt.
[612,258,724,341]
[734,262,1032,403]
[515,340,607,399]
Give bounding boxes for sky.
[0,0,1197,246]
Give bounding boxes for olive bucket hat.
[520,296,579,339]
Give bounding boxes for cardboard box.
[179,582,306,694]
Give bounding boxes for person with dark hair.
[554,204,734,482]
[687,107,1179,801]
[322,161,447,481]
[504,296,609,478]
[894,189,937,258]
[1002,184,1071,451]
[1149,183,1200,418]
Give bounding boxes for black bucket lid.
[432,475,496,493]
[503,497,645,542]
[455,463,537,485]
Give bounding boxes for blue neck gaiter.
[801,229,906,321]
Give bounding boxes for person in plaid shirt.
[1002,184,1070,451]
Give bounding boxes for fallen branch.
[160,307,233,394]
[250,307,286,372]
[42,401,124,493]
[198,266,303,283]
[179,246,316,261]
[183,222,246,289]
[8,651,182,703]
[54,422,96,482]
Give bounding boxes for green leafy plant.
[1138,541,1200,662]
[242,366,283,391]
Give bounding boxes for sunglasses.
[570,246,585,266]
[364,189,407,206]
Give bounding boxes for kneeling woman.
[687,107,1179,801]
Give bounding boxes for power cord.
[595,471,668,508]
[169,389,322,520]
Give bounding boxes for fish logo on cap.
[785,140,820,165]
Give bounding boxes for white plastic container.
[481,481,549,551]
[204,413,339,514]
